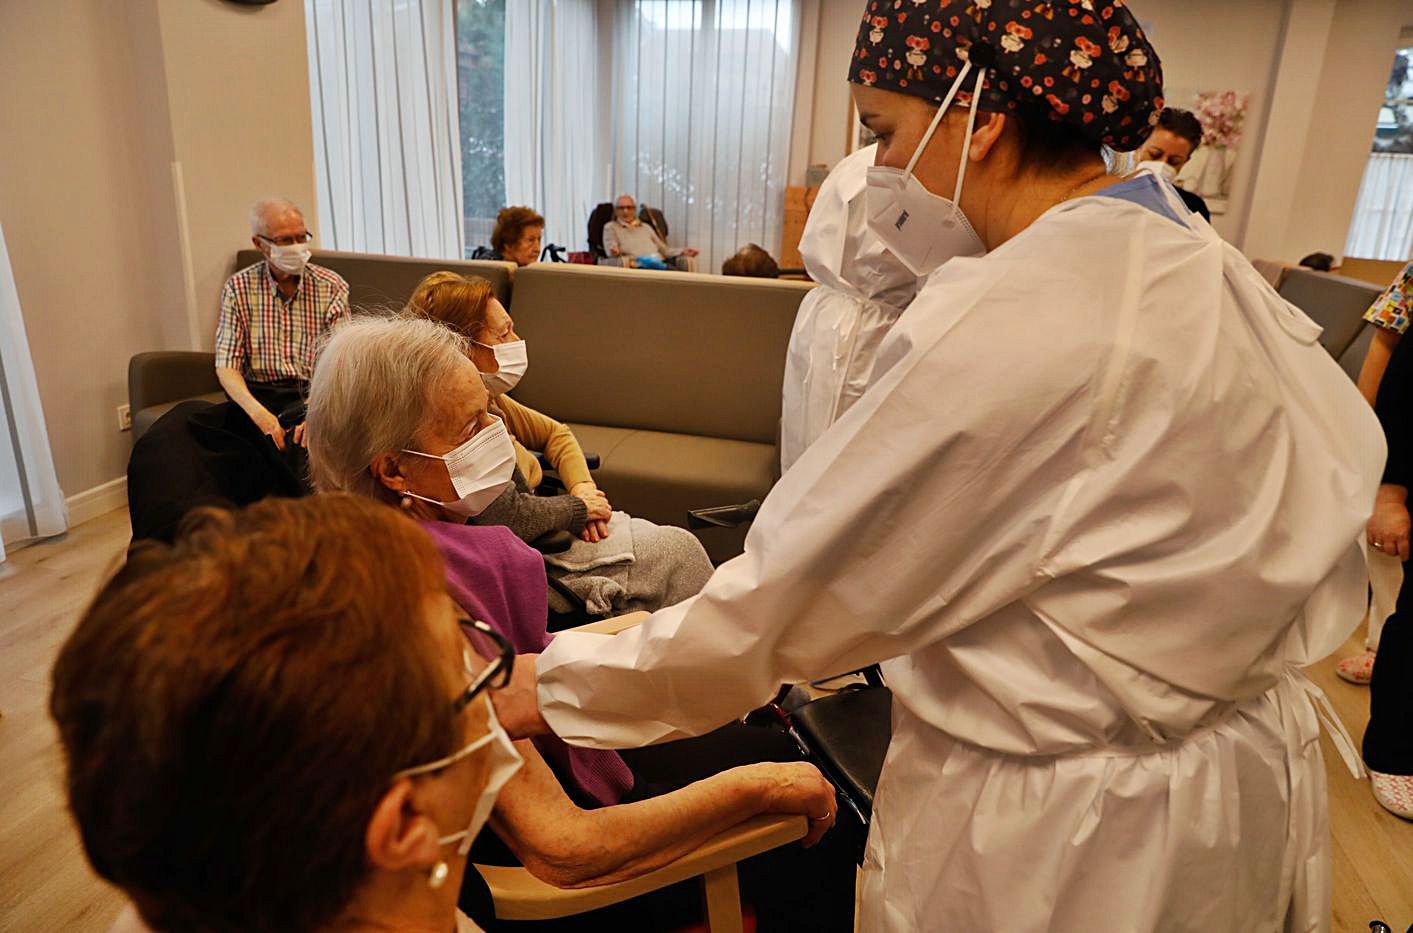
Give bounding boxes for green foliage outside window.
[457,0,506,255]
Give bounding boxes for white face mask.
[402,416,516,518]
[393,695,523,857]
[865,62,989,277]
[1135,159,1179,182]
[267,241,312,276]
[475,340,528,396]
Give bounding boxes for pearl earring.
[428,860,449,889]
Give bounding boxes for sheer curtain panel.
[503,0,605,254]
[1346,153,1413,262]
[0,218,67,559]
[610,0,801,273]
[306,0,465,259]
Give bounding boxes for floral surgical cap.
[849,0,1165,152]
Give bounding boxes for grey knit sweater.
[471,467,587,543]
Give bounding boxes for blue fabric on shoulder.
[1096,173,1189,227]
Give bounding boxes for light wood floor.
[1,507,1410,932]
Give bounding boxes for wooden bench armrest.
[563,610,650,636]
[478,813,807,921]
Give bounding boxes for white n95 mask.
[393,695,523,857]
[402,416,516,518]
[475,340,529,396]
[865,61,988,277]
[268,242,312,275]
[1135,160,1179,182]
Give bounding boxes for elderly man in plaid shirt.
[215,198,349,452]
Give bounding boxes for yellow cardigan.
[493,395,594,491]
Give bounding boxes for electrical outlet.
[117,404,131,432]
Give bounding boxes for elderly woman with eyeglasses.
[304,316,851,930]
[53,495,518,933]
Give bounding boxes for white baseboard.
[66,477,127,528]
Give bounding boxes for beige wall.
[1279,0,1408,263]
[0,0,316,500]
[0,0,170,498]
[804,0,868,178]
[153,0,319,350]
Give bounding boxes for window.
[456,0,507,256]
[1345,47,1413,261]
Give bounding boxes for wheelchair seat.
[792,687,892,822]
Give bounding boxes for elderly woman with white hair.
[304,314,858,931]
[306,313,712,620]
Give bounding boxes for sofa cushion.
[510,264,813,445]
[566,422,777,563]
[134,392,228,440]
[233,249,515,311]
[1276,269,1381,358]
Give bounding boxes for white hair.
[615,193,636,205]
[248,197,305,237]
[306,314,470,500]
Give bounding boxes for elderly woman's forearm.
[518,770,769,888]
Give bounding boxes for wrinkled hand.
[1368,496,1411,560]
[292,422,308,448]
[571,484,611,542]
[491,652,551,739]
[610,246,622,257]
[252,407,287,451]
[682,247,700,258]
[750,761,837,847]
[576,490,611,524]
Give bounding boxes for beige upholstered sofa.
[129,252,813,562]
[508,263,814,561]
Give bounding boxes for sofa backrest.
[508,263,815,445]
[232,249,516,312]
[1339,323,1375,383]
[1276,268,1381,359]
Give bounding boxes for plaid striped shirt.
[214,261,350,383]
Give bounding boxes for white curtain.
[305,0,465,260]
[1345,152,1413,262]
[504,0,605,254]
[610,0,801,273]
[0,218,66,558]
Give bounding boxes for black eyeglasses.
[257,232,315,247]
[454,618,514,714]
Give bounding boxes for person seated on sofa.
[722,243,780,278]
[308,314,713,618]
[603,194,698,270]
[215,197,349,452]
[52,494,519,933]
[405,272,615,542]
[478,206,545,267]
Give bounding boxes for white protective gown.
[537,184,1383,931]
[780,145,920,473]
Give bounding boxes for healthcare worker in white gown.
[780,143,920,473]
[493,4,1384,930]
